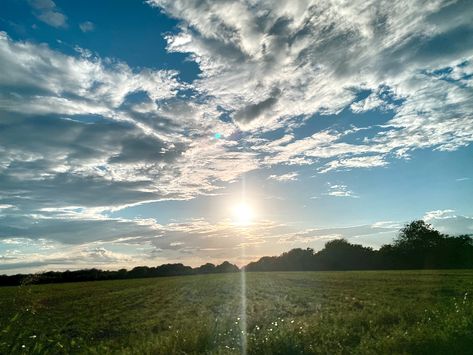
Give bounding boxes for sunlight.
[232,202,254,226]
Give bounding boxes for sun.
[232,202,254,226]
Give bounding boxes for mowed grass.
[1,271,473,354]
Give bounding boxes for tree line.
[1,220,472,286]
[246,220,473,271]
[0,261,239,286]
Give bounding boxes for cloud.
[0,33,181,109]
[0,204,15,210]
[350,89,396,113]
[149,0,473,169]
[267,172,298,182]
[0,213,402,273]
[233,88,281,126]
[0,33,259,214]
[3,0,473,216]
[0,212,294,272]
[325,184,358,198]
[0,241,134,273]
[79,21,95,33]
[28,0,67,28]
[423,209,473,235]
[424,209,456,221]
[371,221,402,229]
[278,223,400,248]
[319,155,388,173]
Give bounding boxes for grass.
[1,270,473,354]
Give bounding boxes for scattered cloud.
[79,21,95,33]
[350,91,394,113]
[267,172,298,182]
[325,184,358,198]
[319,155,388,173]
[28,0,67,28]
[371,221,402,229]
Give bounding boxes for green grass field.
[1,270,473,354]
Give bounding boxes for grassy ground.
[0,270,472,354]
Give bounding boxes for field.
[1,271,473,354]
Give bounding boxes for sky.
[0,0,472,274]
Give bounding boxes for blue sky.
[0,0,472,274]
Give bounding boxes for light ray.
[240,243,247,355]
[239,176,248,355]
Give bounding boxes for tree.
[394,220,443,249]
[316,239,377,270]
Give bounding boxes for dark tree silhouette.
[215,261,239,273]
[247,220,473,272]
[316,239,377,270]
[379,220,473,269]
[196,263,217,274]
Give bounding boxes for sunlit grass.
[1,270,472,354]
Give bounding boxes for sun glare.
[232,202,254,226]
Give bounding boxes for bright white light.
[232,202,253,226]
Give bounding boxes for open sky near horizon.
[0,0,472,274]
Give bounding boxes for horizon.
[1,219,471,276]
[1,0,473,275]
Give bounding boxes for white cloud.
[28,0,67,28]
[325,184,358,198]
[423,210,473,235]
[79,21,95,33]
[0,204,15,210]
[424,209,456,221]
[0,33,181,109]
[371,221,402,229]
[319,155,388,173]
[350,90,396,113]
[267,172,298,182]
